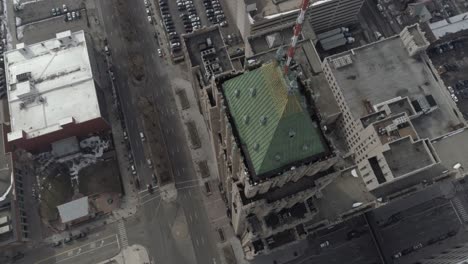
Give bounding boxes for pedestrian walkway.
[452,197,468,222]
[169,74,242,264]
[117,220,129,249]
[98,244,150,264]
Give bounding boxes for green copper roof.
[222,61,327,177]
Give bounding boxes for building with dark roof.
[222,0,364,55]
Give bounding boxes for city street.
[96,0,222,263]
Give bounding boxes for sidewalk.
[97,244,150,264]
[170,69,246,264]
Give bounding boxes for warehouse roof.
[222,61,327,178]
[4,30,102,142]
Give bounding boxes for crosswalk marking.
[452,197,468,222]
[118,220,129,248]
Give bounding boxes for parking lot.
[148,0,229,58]
[428,36,468,119]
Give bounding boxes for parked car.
[413,243,423,250]
[62,4,68,12]
[157,48,163,57]
[64,236,73,244]
[320,241,330,248]
[131,165,137,175]
[147,16,152,23]
[393,252,402,259]
[52,240,62,247]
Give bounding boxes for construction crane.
[284,0,311,74]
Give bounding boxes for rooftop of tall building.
[221,60,329,180]
[325,34,464,139]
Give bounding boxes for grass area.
[39,175,73,221]
[78,159,122,195]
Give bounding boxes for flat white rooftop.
[4,30,101,142]
[430,12,468,40]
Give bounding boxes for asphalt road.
[13,223,121,264]
[96,0,222,263]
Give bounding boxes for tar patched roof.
[222,61,327,178]
[4,30,102,142]
[57,196,89,223]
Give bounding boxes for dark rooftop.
[383,137,436,178]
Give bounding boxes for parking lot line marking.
[36,234,118,264]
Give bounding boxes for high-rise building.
[222,0,364,52]
[321,24,466,198]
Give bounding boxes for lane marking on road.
[201,236,205,245]
[211,215,227,223]
[175,178,201,185]
[450,200,464,225]
[36,234,118,264]
[55,241,119,264]
[195,238,199,246]
[194,211,199,219]
[189,214,193,222]
[141,193,162,205]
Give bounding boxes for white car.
[448,86,454,94]
[220,21,228,27]
[157,48,162,57]
[146,8,150,15]
[144,0,149,7]
[62,4,68,12]
[147,16,152,23]
[191,17,200,22]
[131,165,137,175]
[320,241,330,248]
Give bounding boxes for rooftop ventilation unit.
[331,55,353,69]
[16,72,31,82]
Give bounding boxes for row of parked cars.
[53,231,87,247]
[203,0,227,27]
[448,80,468,102]
[0,42,5,99]
[156,0,182,53]
[177,0,201,33]
[51,4,81,22]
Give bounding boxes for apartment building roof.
[325,35,462,139]
[222,61,327,178]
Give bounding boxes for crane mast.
[284,0,311,74]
